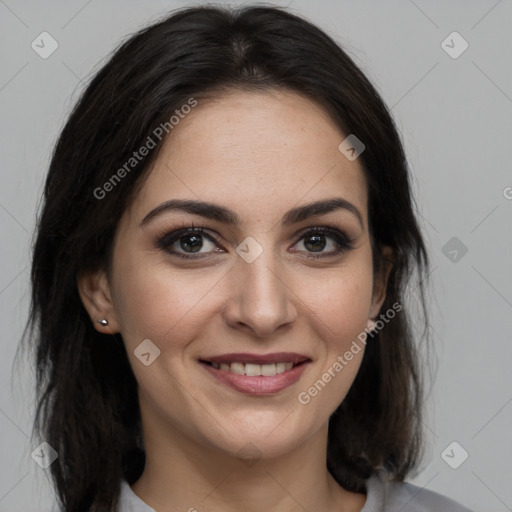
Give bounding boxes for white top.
[117,470,473,511]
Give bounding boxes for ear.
[368,245,394,324]
[76,269,120,334]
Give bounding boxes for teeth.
[210,361,297,375]
[261,364,276,376]
[245,363,261,376]
[230,362,245,375]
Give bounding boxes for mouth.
[199,353,311,395]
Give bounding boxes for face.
[81,89,390,460]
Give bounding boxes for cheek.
[305,262,375,344]
[111,255,223,348]
[298,258,373,401]
[296,273,372,419]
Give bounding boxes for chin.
[196,411,317,462]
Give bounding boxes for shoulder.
[117,480,157,512]
[363,470,474,512]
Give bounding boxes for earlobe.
[369,245,394,320]
[76,270,119,333]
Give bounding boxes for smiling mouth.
[199,354,311,394]
[201,360,308,376]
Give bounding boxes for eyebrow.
[139,197,364,230]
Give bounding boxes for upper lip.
[200,352,311,365]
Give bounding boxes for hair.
[19,4,431,511]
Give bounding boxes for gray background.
[1,1,511,510]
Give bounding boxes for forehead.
[129,89,368,228]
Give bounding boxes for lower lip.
[201,361,310,395]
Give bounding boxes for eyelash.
[155,223,355,260]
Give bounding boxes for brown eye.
[156,225,354,261]
[292,227,354,259]
[156,227,222,259]
[177,233,204,253]
[303,233,327,252]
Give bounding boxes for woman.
[25,4,473,511]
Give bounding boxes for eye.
[156,225,223,259]
[291,226,355,259]
[155,225,354,260]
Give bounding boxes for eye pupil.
[304,234,326,252]
[180,234,203,252]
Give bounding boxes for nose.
[222,249,297,338]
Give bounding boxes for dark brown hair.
[19,4,430,511]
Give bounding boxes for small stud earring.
[98,319,109,326]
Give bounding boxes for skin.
[78,89,392,512]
